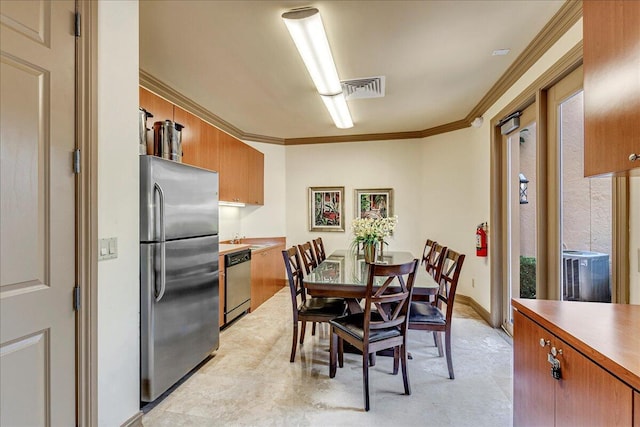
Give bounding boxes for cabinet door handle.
[539,338,550,348]
[629,153,639,162]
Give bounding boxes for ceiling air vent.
[341,76,385,100]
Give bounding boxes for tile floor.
[142,289,513,426]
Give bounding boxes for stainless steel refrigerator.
[139,155,219,402]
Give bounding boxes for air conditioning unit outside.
[562,250,611,302]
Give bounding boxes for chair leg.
[312,322,316,336]
[434,331,444,357]
[329,328,337,378]
[445,328,454,380]
[370,352,376,367]
[432,331,438,347]
[401,343,411,395]
[393,346,399,375]
[300,321,306,344]
[363,351,370,411]
[290,322,298,363]
[338,337,344,368]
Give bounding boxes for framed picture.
[354,188,393,219]
[308,186,345,232]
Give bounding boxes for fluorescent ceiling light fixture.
[282,7,353,129]
[320,93,353,129]
[219,201,246,207]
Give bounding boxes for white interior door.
[1,1,77,425]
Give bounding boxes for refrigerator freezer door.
[140,155,218,242]
[140,235,219,402]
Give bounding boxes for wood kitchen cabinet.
[175,106,220,172]
[219,254,225,328]
[218,132,264,205]
[247,146,264,205]
[583,0,640,176]
[250,243,285,311]
[139,85,264,204]
[513,299,638,426]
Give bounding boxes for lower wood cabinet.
[250,244,285,312]
[514,309,633,426]
[219,254,225,328]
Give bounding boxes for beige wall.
[96,1,140,426]
[285,139,424,255]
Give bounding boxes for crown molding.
[140,0,582,146]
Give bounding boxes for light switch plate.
[98,237,118,261]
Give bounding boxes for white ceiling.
[139,0,566,140]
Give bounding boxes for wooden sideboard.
[513,299,640,426]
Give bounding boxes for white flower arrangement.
[351,215,398,245]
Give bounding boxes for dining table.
[304,249,439,313]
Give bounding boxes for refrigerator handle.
[154,182,167,302]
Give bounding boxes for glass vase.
[363,242,377,263]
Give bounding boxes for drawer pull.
[629,153,639,162]
[539,338,550,348]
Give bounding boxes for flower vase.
[379,238,384,258]
[363,242,377,263]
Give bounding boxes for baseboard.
[456,294,492,326]
[121,411,143,427]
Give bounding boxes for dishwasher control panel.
[226,249,251,267]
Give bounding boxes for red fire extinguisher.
[476,223,488,257]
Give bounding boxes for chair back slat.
[298,241,318,275]
[426,243,447,281]
[312,237,326,262]
[420,239,436,266]
[435,249,465,318]
[282,247,307,316]
[363,260,418,335]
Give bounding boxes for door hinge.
[75,12,81,37]
[73,149,81,174]
[73,286,81,311]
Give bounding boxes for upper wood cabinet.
[218,132,264,205]
[175,106,220,173]
[583,0,640,176]
[139,87,174,124]
[139,86,264,205]
[247,146,264,205]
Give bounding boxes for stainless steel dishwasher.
[224,249,251,324]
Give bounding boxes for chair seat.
[330,312,401,343]
[299,297,346,318]
[408,302,446,325]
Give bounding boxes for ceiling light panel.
[320,94,353,129]
[282,8,342,95]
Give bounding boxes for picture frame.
[354,188,394,220]
[308,186,345,232]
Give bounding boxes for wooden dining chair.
[297,241,318,275]
[312,237,326,262]
[329,259,419,411]
[408,249,465,379]
[425,242,447,280]
[420,239,436,267]
[282,246,347,362]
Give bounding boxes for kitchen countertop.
[219,243,250,255]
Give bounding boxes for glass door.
[551,73,613,303]
[503,105,536,335]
